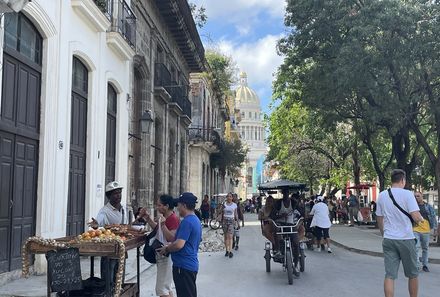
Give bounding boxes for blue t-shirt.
[171,214,202,272]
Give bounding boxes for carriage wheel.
[299,249,305,272]
[209,219,220,230]
[286,249,294,285]
[264,250,271,273]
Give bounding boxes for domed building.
[235,72,267,198]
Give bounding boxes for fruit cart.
[22,226,147,297]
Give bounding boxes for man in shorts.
[376,169,424,297]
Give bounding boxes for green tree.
[275,0,433,191]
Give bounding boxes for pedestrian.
[233,195,242,250]
[88,181,128,290]
[210,197,217,219]
[347,191,360,226]
[139,195,180,297]
[201,194,210,227]
[157,193,202,297]
[309,196,332,253]
[376,169,424,297]
[413,191,438,272]
[221,192,238,258]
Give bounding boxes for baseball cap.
[316,196,324,202]
[105,181,123,193]
[175,192,198,206]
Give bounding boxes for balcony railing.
[114,0,136,48]
[189,127,223,146]
[94,0,113,21]
[154,63,171,88]
[154,63,191,118]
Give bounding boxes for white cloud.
[191,0,286,25]
[216,34,284,88]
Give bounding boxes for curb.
[331,239,440,264]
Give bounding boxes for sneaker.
[234,245,239,251]
[294,266,300,277]
[422,266,430,272]
[327,247,332,253]
[229,252,234,258]
[225,251,229,257]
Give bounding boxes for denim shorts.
[382,238,418,279]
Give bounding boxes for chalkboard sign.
[46,248,83,292]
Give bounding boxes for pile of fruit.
[77,228,127,241]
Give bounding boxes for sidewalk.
[331,225,440,264]
[0,249,152,297]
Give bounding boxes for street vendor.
[88,181,128,291]
[89,181,128,227]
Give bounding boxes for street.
[140,215,438,297]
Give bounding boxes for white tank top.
[278,200,294,224]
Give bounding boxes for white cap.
[105,181,123,193]
[316,196,324,202]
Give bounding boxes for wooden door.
[0,12,42,273]
[66,57,88,236]
[105,84,117,185]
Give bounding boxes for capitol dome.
[236,72,260,104]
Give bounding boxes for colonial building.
[235,72,267,199]
[187,73,231,200]
[0,0,136,276]
[129,0,204,213]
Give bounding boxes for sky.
[191,0,287,114]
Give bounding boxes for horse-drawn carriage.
[258,180,308,285]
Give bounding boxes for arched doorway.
[66,57,88,236]
[0,12,42,273]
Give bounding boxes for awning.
[258,179,308,191]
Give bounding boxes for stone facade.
[129,0,204,212]
[188,73,240,202]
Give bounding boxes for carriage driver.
[273,188,302,276]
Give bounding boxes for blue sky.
[191,0,287,114]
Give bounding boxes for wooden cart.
[27,234,146,297]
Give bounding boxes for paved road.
[140,215,438,297]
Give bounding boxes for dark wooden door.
[66,57,88,236]
[0,12,42,273]
[105,84,117,185]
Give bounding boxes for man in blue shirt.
[158,192,202,297]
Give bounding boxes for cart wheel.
[299,249,305,272]
[264,250,271,273]
[286,249,293,285]
[209,219,220,230]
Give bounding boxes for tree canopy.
[269,0,440,208]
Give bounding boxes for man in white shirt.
[376,169,424,297]
[309,196,332,253]
[88,181,128,292]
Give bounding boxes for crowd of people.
[89,175,437,297]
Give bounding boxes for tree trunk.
[352,142,361,195]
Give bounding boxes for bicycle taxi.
[258,179,308,285]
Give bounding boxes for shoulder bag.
[387,189,415,226]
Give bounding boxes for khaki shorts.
[382,238,418,280]
[155,254,173,295]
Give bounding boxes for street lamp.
[128,110,154,141]
[140,110,154,134]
